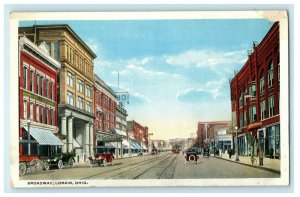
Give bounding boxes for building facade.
[197,121,230,150]
[230,22,280,158]
[116,103,128,133]
[127,120,148,149]
[20,25,97,162]
[94,74,117,147]
[19,36,62,157]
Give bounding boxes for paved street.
[20,152,279,180]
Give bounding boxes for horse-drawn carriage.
[19,155,50,176]
[87,147,114,167]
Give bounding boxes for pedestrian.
[258,148,264,166]
[229,148,232,159]
[270,147,274,159]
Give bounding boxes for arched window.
[259,70,265,93]
[268,60,274,87]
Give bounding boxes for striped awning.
[24,126,63,146]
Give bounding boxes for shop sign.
[23,90,55,106]
[247,122,262,130]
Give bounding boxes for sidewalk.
[213,153,280,174]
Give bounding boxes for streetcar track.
[132,154,176,179]
[158,153,178,179]
[81,153,172,180]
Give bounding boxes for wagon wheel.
[102,158,107,167]
[30,158,40,173]
[19,162,27,176]
[57,160,63,169]
[43,161,50,171]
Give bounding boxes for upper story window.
[30,102,34,121]
[23,66,28,89]
[54,41,59,60]
[46,79,49,98]
[268,96,275,117]
[86,85,92,98]
[23,100,28,119]
[268,61,274,87]
[77,79,83,93]
[36,105,39,123]
[67,91,74,106]
[30,70,34,92]
[41,77,44,96]
[67,72,74,88]
[259,70,265,93]
[249,105,257,123]
[78,96,84,110]
[249,84,256,97]
[86,101,92,113]
[260,100,267,120]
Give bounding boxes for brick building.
[94,74,117,146]
[20,25,97,162]
[19,36,62,157]
[230,22,280,158]
[127,120,148,149]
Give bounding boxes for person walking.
[258,148,264,166]
[229,148,232,159]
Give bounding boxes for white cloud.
[132,92,151,103]
[165,49,247,70]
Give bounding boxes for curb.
[214,156,280,174]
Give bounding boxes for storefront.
[257,124,280,159]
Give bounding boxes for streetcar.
[171,145,181,154]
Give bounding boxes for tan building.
[19,25,97,162]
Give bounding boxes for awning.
[121,140,130,148]
[141,144,147,150]
[23,126,63,146]
[115,129,127,137]
[73,138,81,148]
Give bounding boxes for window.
[86,101,92,113]
[46,108,49,124]
[269,96,275,117]
[277,55,280,82]
[52,82,54,100]
[86,85,91,97]
[40,77,44,96]
[46,79,49,98]
[40,106,44,123]
[36,105,39,123]
[67,91,74,106]
[23,66,27,89]
[36,74,40,94]
[54,41,59,60]
[243,112,247,127]
[51,109,54,125]
[77,79,83,93]
[67,72,74,87]
[249,105,257,123]
[268,62,274,87]
[260,71,265,93]
[249,84,256,97]
[260,100,266,120]
[30,70,34,92]
[78,96,84,109]
[239,113,243,128]
[30,102,34,121]
[23,100,28,119]
[239,91,243,108]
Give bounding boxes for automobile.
[151,148,158,155]
[87,147,114,167]
[203,147,210,158]
[48,152,76,169]
[185,148,199,163]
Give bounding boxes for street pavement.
[20,152,280,180]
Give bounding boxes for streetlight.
[27,119,31,155]
[235,126,239,161]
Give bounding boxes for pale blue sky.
[20,19,274,139]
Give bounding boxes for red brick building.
[94,74,117,146]
[230,22,280,158]
[19,36,62,157]
[127,120,148,148]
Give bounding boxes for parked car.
[48,152,76,169]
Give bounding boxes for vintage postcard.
[9,11,289,187]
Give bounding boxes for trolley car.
[171,145,181,154]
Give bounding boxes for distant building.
[197,121,231,150]
[230,22,280,158]
[127,120,148,149]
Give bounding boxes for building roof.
[94,74,117,99]
[20,24,97,59]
